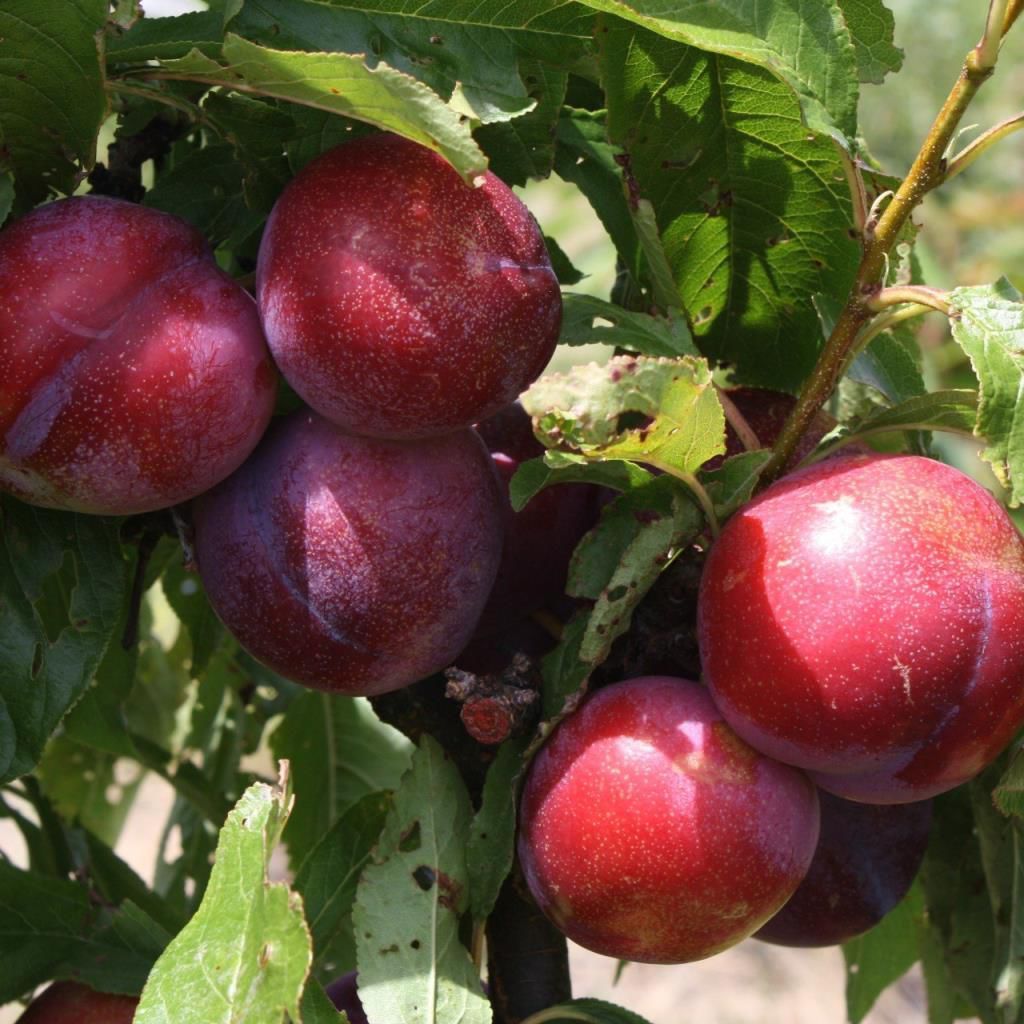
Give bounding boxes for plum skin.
[698,452,1024,803]
[15,981,137,1023]
[192,410,505,696]
[256,133,561,439]
[325,972,369,1024]
[755,792,932,947]
[0,195,276,515]
[517,675,820,964]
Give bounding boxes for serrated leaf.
[540,611,591,720]
[106,10,225,62]
[158,34,485,181]
[553,109,643,289]
[843,882,923,1024]
[523,355,724,476]
[135,771,311,1024]
[353,735,488,1024]
[0,499,129,783]
[509,454,652,513]
[837,0,903,84]
[560,294,697,358]
[232,0,538,125]
[950,280,1024,504]
[0,0,107,204]
[581,1,858,139]
[602,26,861,392]
[848,331,927,406]
[700,449,773,520]
[570,477,702,664]
[817,390,979,458]
[467,736,530,922]
[476,61,567,184]
[530,997,656,1023]
[270,693,413,869]
[295,791,392,964]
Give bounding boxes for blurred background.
[4,0,1022,1020]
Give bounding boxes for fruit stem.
[943,112,1024,182]
[716,386,762,452]
[760,0,1013,485]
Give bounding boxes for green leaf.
[353,736,488,1023]
[580,1,859,139]
[522,355,725,476]
[232,0,539,125]
[0,0,107,204]
[540,611,591,720]
[270,693,413,868]
[837,0,903,84]
[0,172,13,224]
[135,771,311,1024]
[295,791,392,964]
[700,449,773,520]
[529,997,656,1023]
[995,747,1024,818]
[949,280,1024,505]
[848,331,927,406]
[467,735,530,922]
[106,10,225,62]
[843,882,923,1023]
[554,109,643,289]
[158,34,486,181]
[560,294,697,358]
[300,978,345,1024]
[0,499,129,783]
[816,390,979,458]
[569,477,702,665]
[476,61,568,184]
[602,26,861,392]
[161,561,224,676]
[509,454,652,513]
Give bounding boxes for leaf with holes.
[353,735,488,1023]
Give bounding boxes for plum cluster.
[0,133,574,697]
[518,398,1024,965]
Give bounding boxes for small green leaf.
[106,10,224,62]
[135,770,311,1024]
[995,748,1024,818]
[161,561,224,676]
[467,736,530,922]
[700,450,773,520]
[159,35,486,181]
[270,693,413,869]
[300,978,345,1023]
[950,280,1024,504]
[0,173,14,225]
[560,294,697,358]
[509,454,652,513]
[843,883,923,1023]
[823,390,978,454]
[295,791,392,964]
[540,611,591,720]
[353,736,488,1023]
[523,355,725,476]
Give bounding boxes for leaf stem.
[944,112,1024,182]
[866,285,952,315]
[716,386,761,452]
[760,4,1009,484]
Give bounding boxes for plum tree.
[325,972,369,1024]
[192,409,505,696]
[15,981,137,1023]
[256,132,562,439]
[0,196,276,515]
[698,452,1024,802]
[755,792,932,947]
[517,675,820,963]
